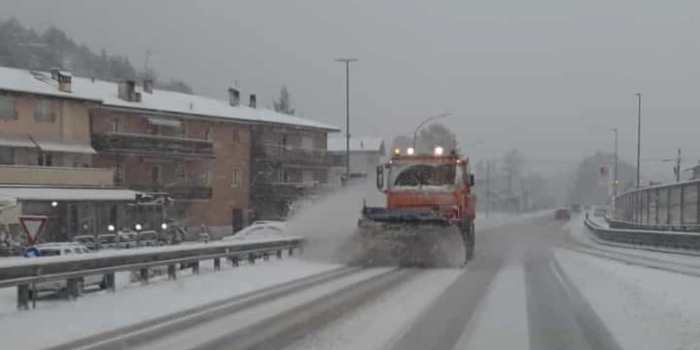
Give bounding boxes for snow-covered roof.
[0,66,339,131]
[327,137,385,153]
[0,187,139,201]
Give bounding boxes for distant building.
[327,137,385,184]
[0,66,339,239]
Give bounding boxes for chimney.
[118,80,140,102]
[50,68,60,80]
[249,94,257,108]
[228,87,240,106]
[143,79,153,94]
[57,71,72,93]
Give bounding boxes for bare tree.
[273,85,295,115]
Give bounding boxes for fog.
[2,0,700,179]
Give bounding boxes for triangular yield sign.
[19,215,48,245]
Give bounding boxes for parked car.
[117,231,138,249]
[97,233,119,249]
[73,234,98,250]
[223,221,287,241]
[25,242,105,293]
[137,230,159,247]
[554,208,571,221]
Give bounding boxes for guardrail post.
[230,255,239,267]
[168,264,177,280]
[248,253,256,264]
[66,278,80,299]
[17,284,30,310]
[103,272,115,292]
[192,261,200,274]
[139,268,149,284]
[277,249,283,259]
[214,258,221,271]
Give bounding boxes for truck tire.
[462,220,475,265]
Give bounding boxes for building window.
[111,119,120,132]
[232,128,240,143]
[301,136,313,150]
[0,147,13,165]
[151,165,161,185]
[33,99,56,122]
[115,163,125,185]
[205,127,213,141]
[231,167,241,188]
[175,164,186,181]
[38,152,53,166]
[0,95,17,120]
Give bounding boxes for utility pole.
[611,128,619,197]
[674,148,682,182]
[335,58,358,184]
[636,92,642,188]
[486,160,491,218]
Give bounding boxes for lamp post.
[412,112,452,150]
[611,128,619,197]
[635,93,642,187]
[335,58,358,183]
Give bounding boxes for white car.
[224,221,287,241]
[97,233,119,249]
[27,242,105,293]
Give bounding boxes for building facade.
[251,124,334,219]
[327,137,385,185]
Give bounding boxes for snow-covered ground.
[476,209,552,230]
[283,269,462,350]
[455,263,529,349]
[0,258,339,349]
[556,249,700,350]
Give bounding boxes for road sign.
[19,215,48,245]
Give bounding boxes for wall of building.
[0,92,92,143]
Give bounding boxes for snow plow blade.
[348,207,471,268]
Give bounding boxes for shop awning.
[0,187,140,201]
[34,140,96,154]
[147,117,182,128]
[0,135,36,148]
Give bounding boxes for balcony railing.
[93,132,214,158]
[252,143,330,166]
[130,184,213,200]
[0,165,114,186]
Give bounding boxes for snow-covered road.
[4,212,700,350]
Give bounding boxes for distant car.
[224,221,287,241]
[25,242,105,293]
[137,230,159,247]
[73,234,97,250]
[97,233,119,249]
[198,232,210,243]
[554,208,571,220]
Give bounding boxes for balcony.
[252,143,330,167]
[93,132,214,159]
[130,184,213,200]
[0,165,114,186]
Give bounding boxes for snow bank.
[555,249,700,349]
[0,258,339,349]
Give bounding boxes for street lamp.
[611,128,619,196]
[635,93,642,187]
[412,112,452,149]
[335,57,358,183]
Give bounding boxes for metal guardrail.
[613,179,700,231]
[584,215,700,250]
[0,237,305,310]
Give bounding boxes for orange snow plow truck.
[355,146,476,267]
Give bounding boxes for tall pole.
[335,58,358,183]
[636,93,642,188]
[486,160,491,218]
[612,128,619,196]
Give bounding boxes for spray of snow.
[286,180,383,263]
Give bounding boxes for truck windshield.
[392,164,457,187]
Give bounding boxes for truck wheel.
[462,221,475,265]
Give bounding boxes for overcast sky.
[1,0,699,180]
